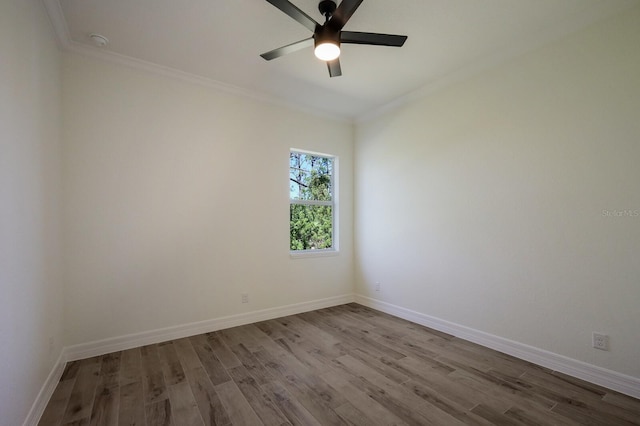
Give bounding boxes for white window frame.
[289,149,339,258]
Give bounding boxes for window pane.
[290,205,333,250]
[289,152,333,201]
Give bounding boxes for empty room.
[2,0,639,424]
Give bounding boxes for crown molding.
[44,0,636,126]
[41,0,351,125]
[356,0,639,123]
[42,0,70,50]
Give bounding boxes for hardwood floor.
[39,303,640,425]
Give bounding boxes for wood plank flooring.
[38,303,640,425]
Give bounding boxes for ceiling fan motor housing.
[261,0,408,77]
[318,0,337,19]
[314,24,340,47]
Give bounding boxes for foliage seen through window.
[290,152,335,251]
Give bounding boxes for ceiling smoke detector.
[89,33,109,47]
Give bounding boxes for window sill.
[289,249,339,259]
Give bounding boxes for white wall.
[355,7,640,378]
[62,53,354,346]
[0,0,63,425]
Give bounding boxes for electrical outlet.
[592,332,609,351]
[241,293,249,304]
[375,282,380,291]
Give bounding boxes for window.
[289,150,337,253]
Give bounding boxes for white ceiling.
[45,0,637,119]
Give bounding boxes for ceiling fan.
[261,0,408,77]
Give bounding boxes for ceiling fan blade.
[328,0,364,31]
[341,31,407,47]
[265,0,320,33]
[327,58,342,77]
[261,38,314,60]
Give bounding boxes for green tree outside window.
[290,151,335,251]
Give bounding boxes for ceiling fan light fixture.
[261,0,407,77]
[314,25,341,61]
[314,41,340,61]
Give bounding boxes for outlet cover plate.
[592,332,609,351]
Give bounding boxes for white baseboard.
[64,294,355,362]
[22,351,66,426]
[27,292,639,425]
[27,294,355,425]
[355,295,640,399]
